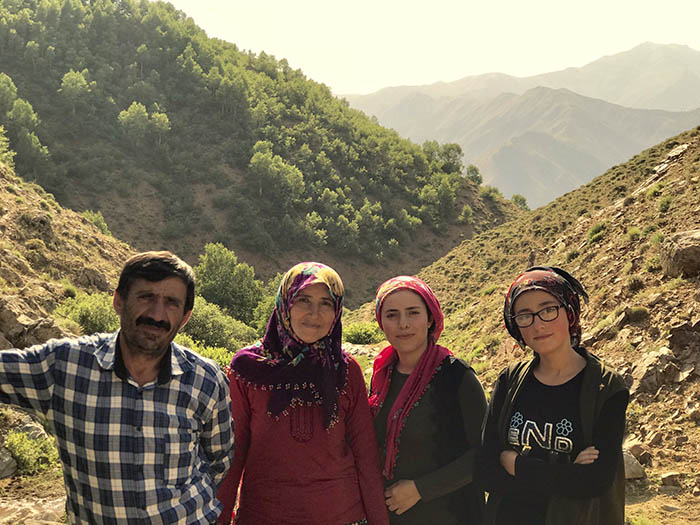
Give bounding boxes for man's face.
[113,277,191,359]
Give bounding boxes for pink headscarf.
[369,276,452,479]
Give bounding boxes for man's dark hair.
[116,251,195,312]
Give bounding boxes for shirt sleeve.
[0,342,58,415]
[199,366,235,488]
[414,367,487,502]
[216,372,250,525]
[344,358,390,525]
[514,389,629,498]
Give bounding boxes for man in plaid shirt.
[0,251,235,524]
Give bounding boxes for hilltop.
[0,0,519,304]
[349,125,700,523]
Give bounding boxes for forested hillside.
[0,0,518,300]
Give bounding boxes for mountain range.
[346,43,700,207]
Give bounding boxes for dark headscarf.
[230,262,348,429]
[504,266,589,348]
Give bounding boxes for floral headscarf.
[230,262,347,429]
[369,276,452,479]
[504,266,589,348]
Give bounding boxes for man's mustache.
[136,316,171,331]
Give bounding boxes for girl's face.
[289,283,336,343]
[512,290,572,356]
[380,289,432,361]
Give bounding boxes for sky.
[168,0,700,95]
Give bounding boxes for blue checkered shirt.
[0,332,235,524]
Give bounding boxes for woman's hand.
[499,449,518,476]
[384,479,421,515]
[574,446,599,465]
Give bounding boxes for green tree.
[58,69,93,115]
[511,194,529,210]
[150,111,171,145]
[117,101,150,142]
[466,164,482,185]
[0,73,18,116]
[183,296,256,351]
[194,243,263,324]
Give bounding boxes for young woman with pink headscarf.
[369,276,487,524]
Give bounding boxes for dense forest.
[0,0,513,271]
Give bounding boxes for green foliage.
[511,194,529,210]
[174,333,233,371]
[60,278,78,298]
[650,232,665,245]
[80,209,112,236]
[658,195,671,213]
[465,164,482,185]
[457,204,474,224]
[627,306,649,322]
[587,222,606,243]
[645,256,661,272]
[628,515,659,525]
[626,226,641,241]
[0,0,503,261]
[479,185,503,202]
[565,250,579,263]
[250,272,283,335]
[626,276,644,292]
[183,295,257,351]
[645,183,663,199]
[4,430,60,475]
[55,292,119,334]
[344,322,384,344]
[194,243,262,324]
[479,284,499,296]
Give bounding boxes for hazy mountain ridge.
[346,43,700,208]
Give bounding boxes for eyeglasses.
[511,304,564,328]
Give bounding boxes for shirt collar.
[95,331,192,384]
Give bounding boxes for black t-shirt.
[497,370,584,525]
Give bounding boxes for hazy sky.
[168,0,700,95]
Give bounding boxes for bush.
[627,306,649,322]
[184,296,257,351]
[645,183,663,199]
[627,227,642,241]
[626,276,644,292]
[4,430,60,475]
[457,204,473,225]
[54,292,119,334]
[658,196,671,213]
[645,257,661,272]
[344,322,384,344]
[80,209,112,236]
[479,185,502,202]
[174,333,233,370]
[565,250,579,263]
[650,232,665,245]
[60,278,77,298]
[479,284,499,296]
[587,223,606,243]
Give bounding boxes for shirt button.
[136,426,142,432]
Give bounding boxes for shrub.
[479,185,502,202]
[645,183,663,199]
[642,224,656,235]
[4,430,60,475]
[627,306,649,322]
[174,333,233,370]
[650,232,664,245]
[627,276,644,292]
[627,227,641,242]
[55,292,119,334]
[184,295,257,351]
[587,223,606,243]
[60,278,77,298]
[479,284,499,296]
[645,257,661,272]
[80,209,112,236]
[457,204,473,224]
[344,322,384,344]
[658,196,671,213]
[565,250,579,263]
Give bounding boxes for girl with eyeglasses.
[476,266,629,525]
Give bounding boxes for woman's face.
[289,283,336,343]
[512,290,572,356]
[380,289,432,360]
